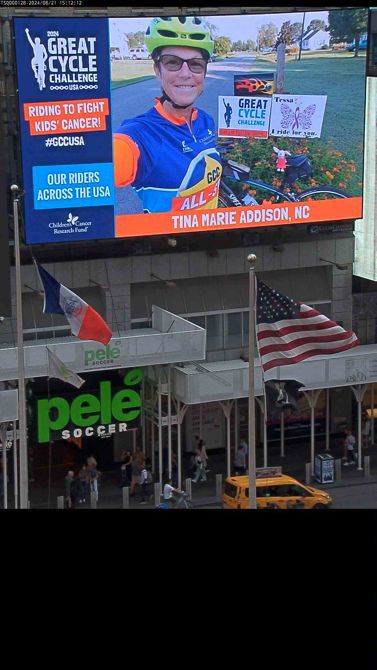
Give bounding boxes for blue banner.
[14,17,114,244]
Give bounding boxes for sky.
[110,11,329,44]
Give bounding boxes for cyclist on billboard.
[223,99,232,128]
[25,28,48,91]
[113,16,222,214]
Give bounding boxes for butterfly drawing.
[280,103,316,131]
[67,212,79,225]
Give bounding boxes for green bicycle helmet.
[145,16,214,58]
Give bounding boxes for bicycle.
[35,63,46,91]
[156,491,194,509]
[217,140,351,208]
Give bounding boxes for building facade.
[0,6,375,499]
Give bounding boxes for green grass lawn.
[111,59,154,84]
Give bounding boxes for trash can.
[314,453,335,484]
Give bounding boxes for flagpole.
[47,369,52,509]
[13,422,18,509]
[11,184,28,509]
[247,253,257,510]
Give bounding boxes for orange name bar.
[115,197,362,238]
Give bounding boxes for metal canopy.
[0,306,206,381]
[169,344,377,405]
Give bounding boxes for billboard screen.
[14,10,367,244]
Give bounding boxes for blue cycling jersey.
[116,100,222,213]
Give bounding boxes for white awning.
[0,306,206,381]
[169,344,377,405]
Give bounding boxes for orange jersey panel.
[113,133,140,187]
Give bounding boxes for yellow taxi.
[223,467,332,510]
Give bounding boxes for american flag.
[256,280,359,373]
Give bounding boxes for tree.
[328,8,368,57]
[214,36,232,56]
[257,22,278,50]
[245,39,256,53]
[206,20,219,40]
[277,21,303,46]
[232,40,244,52]
[126,31,146,48]
[306,19,327,33]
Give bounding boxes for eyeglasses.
[157,54,207,74]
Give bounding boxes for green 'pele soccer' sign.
[36,368,143,443]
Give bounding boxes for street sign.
[255,466,282,478]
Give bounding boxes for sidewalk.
[4,437,377,509]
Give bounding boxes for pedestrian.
[130,447,144,496]
[87,454,98,469]
[343,429,357,465]
[162,478,184,508]
[70,474,82,508]
[187,435,199,478]
[77,464,89,503]
[362,410,371,448]
[171,451,178,487]
[120,449,132,487]
[64,470,75,509]
[240,438,248,471]
[234,441,247,475]
[191,439,207,483]
[198,438,209,471]
[87,460,100,501]
[139,459,153,504]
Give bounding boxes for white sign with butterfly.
[269,94,327,139]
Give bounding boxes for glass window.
[164,284,187,315]
[221,275,249,310]
[273,484,291,496]
[357,319,367,345]
[131,321,150,330]
[23,286,106,339]
[243,311,249,346]
[367,319,376,344]
[224,482,237,498]
[23,292,67,331]
[373,33,377,65]
[184,280,206,313]
[289,484,310,497]
[242,314,258,357]
[265,486,279,497]
[311,302,332,319]
[368,32,377,74]
[206,314,223,350]
[201,281,223,312]
[24,328,71,342]
[188,315,205,329]
[225,312,242,349]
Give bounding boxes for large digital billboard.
[14,10,367,244]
